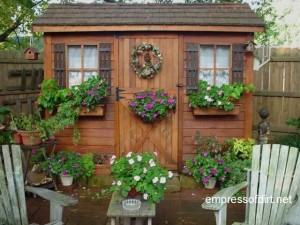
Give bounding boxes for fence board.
[253,47,300,141]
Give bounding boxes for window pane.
[216,70,229,86]
[216,46,230,68]
[84,71,98,81]
[199,45,214,68]
[84,46,98,68]
[68,46,81,69]
[199,70,214,85]
[69,71,82,87]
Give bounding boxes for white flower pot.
[204,177,217,189]
[60,174,74,186]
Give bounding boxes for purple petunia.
[210,168,218,175]
[199,168,204,174]
[224,167,230,173]
[202,152,208,157]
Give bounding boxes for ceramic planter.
[79,104,105,116]
[18,130,41,146]
[192,105,240,116]
[204,177,217,189]
[60,174,74,186]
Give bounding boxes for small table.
[107,192,155,225]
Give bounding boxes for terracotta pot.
[18,130,41,146]
[94,164,111,175]
[13,132,22,144]
[128,188,140,198]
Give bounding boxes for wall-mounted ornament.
[244,41,256,52]
[131,42,163,79]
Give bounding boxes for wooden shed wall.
[44,33,116,155]
[181,33,254,161]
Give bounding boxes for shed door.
[117,37,179,170]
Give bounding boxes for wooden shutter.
[99,43,112,93]
[186,43,199,93]
[53,43,66,88]
[232,44,245,83]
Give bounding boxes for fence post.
[257,107,270,144]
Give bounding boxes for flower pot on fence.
[13,132,22,144]
[18,130,41,146]
[79,104,105,117]
[192,105,240,116]
[60,174,74,186]
[204,177,217,189]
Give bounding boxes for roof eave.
[32,24,265,33]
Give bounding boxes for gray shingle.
[33,3,264,28]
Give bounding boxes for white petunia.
[168,171,173,178]
[110,155,116,164]
[129,158,135,165]
[150,162,156,167]
[143,168,148,173]
[112,180,116,185]
[143,193,148,200]
[159,177,166,184]
[153,152,158,156]
[137,155,142,162]
[134,176,141,181]
[126,152,132,157]
[117,181,122,186]
[152,177,159,184]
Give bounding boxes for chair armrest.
[202,181,248,211]
[25,186,78,207]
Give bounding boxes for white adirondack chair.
[202,144,300,225]
[0,145,78,225]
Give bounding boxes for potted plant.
[93,152,111,175]
[0,107,14,144]
[42,151,85,186]
[128,89,176,123]
[188,80,254,115]
[109,152,173,203]
[183,151,230,189]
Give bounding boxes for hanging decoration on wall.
[131,42,163,79]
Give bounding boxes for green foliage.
[275,135,300,150]
[286,117,300,133]
[81,153,95,178]
[110,152,173,203]
[192,131,222,154]
[128,89,176,123]
[42,151,85,179]
[224,138,255,160]
[188,80,254,111]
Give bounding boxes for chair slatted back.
[0,145,28,225]
[246,144,300,225]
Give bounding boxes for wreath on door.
[131,42,163,79]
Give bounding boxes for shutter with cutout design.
[53,43,66,88]
[232,44,245,83]
[186,43,199,93]
[99,43,112,93]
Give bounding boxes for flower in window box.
[128,89,176,123]
[188,80,254,111]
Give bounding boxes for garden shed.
[32,3,264,170]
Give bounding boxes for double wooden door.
[117,36,179,169]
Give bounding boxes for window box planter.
[192,104,240,116]
[79,104,105,117]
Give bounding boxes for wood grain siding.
[44,34,115,155]
[182,34,252,160]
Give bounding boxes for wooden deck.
[26,186,245,225]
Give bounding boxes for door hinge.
[116,87,125,101]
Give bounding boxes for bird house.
[245,41,256,52]
[24,47,39,60]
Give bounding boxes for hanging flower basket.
[131,42,163,79]
[128,89,176,123]
[192,105,241,116]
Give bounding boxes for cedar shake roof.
[33,3,265,32]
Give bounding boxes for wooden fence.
[252,47,300,141]
[0,51,44,114]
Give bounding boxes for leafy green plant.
[188,80,254,111]
[192,131,222,155]
[0,107,13,144]
[224,138,255,160]
[81,153,95,178]
[93,152,109,165]
[110,152,173,203]
[42,151,84,179]
[275,135,300,150]
[286,117,300,133]
[183,152,230,185]
[128,89,176,123]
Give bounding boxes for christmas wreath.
[131,42,163,79]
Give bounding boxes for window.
[67,45,99,87]
[199,45,231,86]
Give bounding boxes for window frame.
[198,44,232,86]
